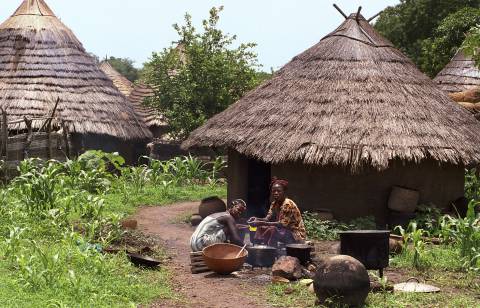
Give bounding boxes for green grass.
[104,183,226,216]
[266,280,480,308]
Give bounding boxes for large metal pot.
[286,244,313,265]
[246,245,277,268]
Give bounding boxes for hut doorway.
[247,159,271,217]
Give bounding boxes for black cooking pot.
[246,245,277,268]
[286,244,313,265]
[127,253,161,268]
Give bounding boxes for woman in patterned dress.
[248,178,306,247]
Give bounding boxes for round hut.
[434,50,480,93]
[99,61,135,97]
[183,11,480,223]
[99,61,168,138]
[0,0,152,163]
[434,51,480,118]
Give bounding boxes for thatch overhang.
[183,13,480,171]
[434,51,480,93]
[99,61,134,97]
[0,0,152,140]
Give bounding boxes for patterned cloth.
[266,198,306,241]
[190,213,228,252]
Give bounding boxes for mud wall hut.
[183,12,480,224]
[0,0,152,164]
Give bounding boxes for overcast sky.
[1,0,400,70]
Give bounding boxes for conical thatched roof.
[128,83,166,128]
[0,0,152,140]
[434,51,480,93]
[99,61,134,97]
[183,13,480,171]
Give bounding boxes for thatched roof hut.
[434,51,480,93]
[99,61,134,97]
[128,83,167,133]
[0,0,152,162]
[98,61,167,137]
[183,11,480,223]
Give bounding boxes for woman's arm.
[218,215,244,246]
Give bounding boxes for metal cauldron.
[246,245,277,268]
[286,243,313,265]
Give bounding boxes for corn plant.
[396,222,430,269]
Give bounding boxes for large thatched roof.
[183,13,480,171]
[99,61,134,97]
[0,0,152,140]
[434,51,480,93]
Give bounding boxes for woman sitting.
[190,199,246,252]
[248,178,306,247]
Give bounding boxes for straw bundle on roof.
[0,0,152,140]
[434,51,480,93]
[99,61,134,97]
[183,13,480,171]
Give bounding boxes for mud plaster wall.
[227,150,465,224]
[272,160,464,224]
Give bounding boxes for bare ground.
[134,201,273,308]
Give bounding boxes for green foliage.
[420,7,480,76]
[302,212,376,241]
[396,222,430,269]
[374,0,480,76]
[107,56,140,82]
[463,25,480,66]
[0,150,227,306]
[143,6,262,138]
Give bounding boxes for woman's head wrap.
[270,177,288,190]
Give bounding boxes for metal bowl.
[202,243,248,275]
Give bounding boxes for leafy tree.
[143,7,262,139]
[375,0,480,76]
[107,57,139,82]
[463,26,480,66]
[420,7,480,76]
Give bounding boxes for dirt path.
[134,201,273,308]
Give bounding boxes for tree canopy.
[143,7,264,139]
[106,57,140,82]
[463,26,480,66]
[375,0,480,77]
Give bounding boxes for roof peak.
[12,0,55,17]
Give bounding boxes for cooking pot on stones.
[286,244,313,265]
[246,245,277,268]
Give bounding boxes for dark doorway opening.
[247,159,271,218]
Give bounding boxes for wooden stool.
[190,251,211,274]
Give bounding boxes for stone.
[272,276,290,284]
[328,242,341,254]
[313,255,370,307]
[272,256,303,281]
[389,238,403,254]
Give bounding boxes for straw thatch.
[183,13,480,171]
[0,0,152,140]
[99,61,134,97]
[434,51,480,93]
[128,83,166,128]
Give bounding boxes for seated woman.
[248,178,306,247]
[190,199,247,252]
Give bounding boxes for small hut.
[434,51,480,119]
[99,61,168,138]
[99,61,135,97]
[434,50,480,93]
[0,0,152,163]
[183,10,480,223]
[128,83,168,138]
